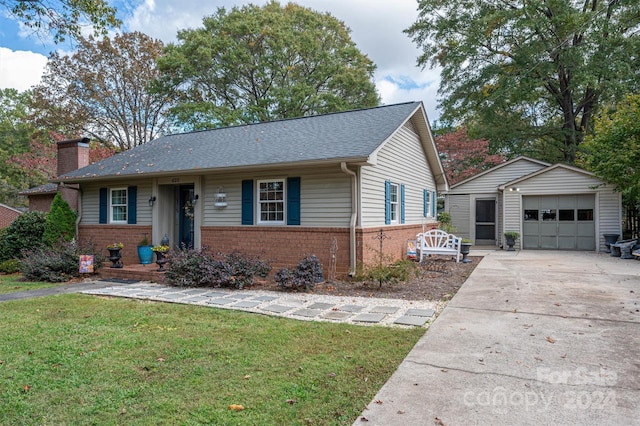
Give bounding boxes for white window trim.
[110,187,128,224]
[390,182,399,224]
[257,178,286,225]
[425,190,432,217]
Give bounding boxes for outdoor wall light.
[148,196,157,207]
[192,194,199,204]
[509,187,520,192]
[214,186,228,208]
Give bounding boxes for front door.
[178,185,195,249]
[475,198,496,245]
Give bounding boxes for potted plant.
[460,238,472,263]
[504,231,519,251]
[137,234,153,265]
[152,244,170,271]
[106,242,124,268]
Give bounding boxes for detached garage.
[445,157,622,252]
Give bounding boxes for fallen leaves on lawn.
[229,404,244,411]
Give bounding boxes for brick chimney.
[56,138,90,211]
[57,137,90,177]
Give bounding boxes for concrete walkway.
[355,251,640,425]
[0,279,438,327]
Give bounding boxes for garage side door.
[523,195,595,250]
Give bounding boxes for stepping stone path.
[82,281,439,328]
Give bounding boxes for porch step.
[99,263,166,283]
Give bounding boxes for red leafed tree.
[12,139,57,182]
[11,132,116,182]
[435,127,506,185]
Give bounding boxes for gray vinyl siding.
[80,181,153,225]
[598,189,622,252]
[503,191,522,248]
[360,122,437,227]
[446,194,470,238]
[449,159,546,194]
[203,165,352,227]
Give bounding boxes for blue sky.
[0,0,441,121]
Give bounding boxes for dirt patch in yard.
[254,256,481,301]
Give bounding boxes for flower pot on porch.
[107,248,123,268]
[137,245,153,264]
[154,250,169,272]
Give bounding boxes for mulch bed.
[253,256,481,301]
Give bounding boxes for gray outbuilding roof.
[58,102,424,182]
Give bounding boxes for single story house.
[55,102,448,277]
[444,156,621,251]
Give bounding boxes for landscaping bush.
[0,211,47,263]
[437,211,457,234]
[0,258,21,274]
[21,240,105,282]
[164,248,271,289]
[275,254,323,291]
[355,259,419,288]
[224,250,272,289]
[164,247,221,287]
[43,193,77,246]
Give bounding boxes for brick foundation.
[79,224,439,279]
[356,224,438,267]
[79,225,152,266]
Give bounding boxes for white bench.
[416,229,462,263]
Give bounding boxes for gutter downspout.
[75,188,82,239]
[340,162,357,276]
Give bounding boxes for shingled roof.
[57,102,426,182]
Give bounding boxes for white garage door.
[522,195,595,250]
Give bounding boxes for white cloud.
[0,47,48,91]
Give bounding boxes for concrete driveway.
[356,251,640,425]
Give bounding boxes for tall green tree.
[32,32,171,150]
[155,1,379,130]
[1,0,119,43]
[43,192,77,246]
[406,0,640,164]
[0,89,44,206]
[580,94,640,205]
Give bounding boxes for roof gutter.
[340,162,358,277]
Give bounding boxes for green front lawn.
[0,295,424,424]
[0,274,66,295]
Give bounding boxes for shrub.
[0,211,47,262]
[43,193,77,247]
[21,240,105,282]
[356,259,419,289]
[224,250,272,289]
[164,248,271,289]
[164,247,220,287]
[0,258,21,274]
[275,254,323,291]
[437,211,457,234]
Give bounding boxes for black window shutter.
[127,186,137,224]
[99,188,108,224]
[287,177,301,225]
[241,180,254,225]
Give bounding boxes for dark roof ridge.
[162,101,421,138]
